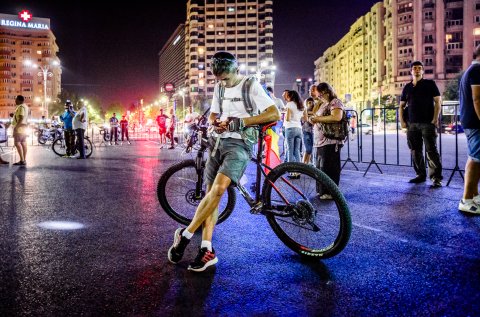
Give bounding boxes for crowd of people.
[1,48,479,274]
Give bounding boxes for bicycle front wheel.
[52,138,66,157]
[157,159,236,225]
[262,162,351,259]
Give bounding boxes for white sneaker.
[319,194,333,200]
[458,199,480,214]
[473,195,480,205]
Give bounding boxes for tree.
[104,102,125,120]
[443,72,463,101]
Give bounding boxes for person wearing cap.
[166,51,280,272]
[60,100,76,158]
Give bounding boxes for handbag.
[320,103,348,141]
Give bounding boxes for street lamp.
[256,61,276,87]
[24,59,60,119]
[296,78,302,93]
[178,88,187,118]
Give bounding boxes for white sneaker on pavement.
[458,199,480,214]
[319,194,333,200]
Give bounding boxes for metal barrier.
[341,103,465,186]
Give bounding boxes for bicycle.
[157,115,352,259]
[52,131,93,158]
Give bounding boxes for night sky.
[0,0,379,106]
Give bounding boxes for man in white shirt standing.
[73,103,88,159]
[167,51,280,272]
[12,95,29,166]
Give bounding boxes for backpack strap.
[242,76,256,116]
[218,83,225,116]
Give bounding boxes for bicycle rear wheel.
[262,162,351,259]
[157,159,236,225]
[84,138,93,158]
[52,138,66,157]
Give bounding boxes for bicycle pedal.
[250,202,263,214]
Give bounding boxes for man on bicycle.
[167,51,280,272]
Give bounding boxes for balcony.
[423,2,435,8]
[446,19,463,30]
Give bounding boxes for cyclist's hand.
[227,117,244,132]
[212,119,228,133]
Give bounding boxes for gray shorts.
[204,137,251,186]
[13,133,27,143]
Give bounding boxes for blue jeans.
[285,127,302,163]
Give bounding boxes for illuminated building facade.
[0,10,61,118]
[315,0,479,110]
[185,0,274,101]
[159,24,186,94]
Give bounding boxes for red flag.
[263,135,282,175]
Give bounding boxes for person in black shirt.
[458,45,480,214]
[399,61,443,187]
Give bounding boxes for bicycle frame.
[190,121,307,216]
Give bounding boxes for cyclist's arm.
[243,105,280,126]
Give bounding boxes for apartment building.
[314,3,385,109]
[0,10,61,118]
[159,24,186,95]
[184,0,274,102]
[315,0,480,111]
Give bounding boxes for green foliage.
[443,72,463,101]
[104,102,126,120]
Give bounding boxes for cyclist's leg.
[186,173,231,234]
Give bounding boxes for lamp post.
[178,88,186,119]
[296,78,302,93]
[24,59,59,119]
[255,61,276,87]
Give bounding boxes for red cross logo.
[18,10,32,22]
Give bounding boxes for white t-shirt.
[283,101,303,129]
[184,112,200,124]
[211,77,274,139]
[73,107,88,130]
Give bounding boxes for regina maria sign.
[0,10,50,30]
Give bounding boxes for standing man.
[120,115,131,145]
[60,100,76,158]
[12,95,29,166]
[73,103,88,159]
[399,61,443,188]
[266,86,285,112]
[109,113,119,145]
[167,51,279,272]
[184,105,200,126]
[458,45,480,214]
[168,108,176,149]
[266,86,285,134]
[156,109,168,147]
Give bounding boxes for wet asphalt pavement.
[0,141,479,316]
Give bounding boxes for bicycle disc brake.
[292,200,319,231]
[185,189,205,207]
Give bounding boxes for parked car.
[358,123,373,134]
[444,122,464,134]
